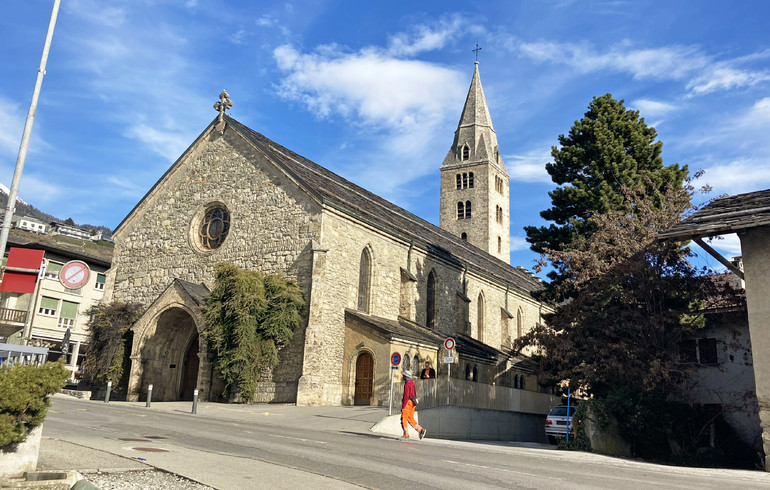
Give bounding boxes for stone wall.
[110,127,322,399]
[109,122,550,406]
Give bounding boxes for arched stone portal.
[126,279,213,402]
[136,307,199,401]
[181,333,200,401]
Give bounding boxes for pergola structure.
[660,188,770,469]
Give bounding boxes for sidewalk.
[51,393,393,433]
[34,394,395,489]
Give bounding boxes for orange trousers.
[401,400,422,436]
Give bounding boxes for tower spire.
[439,63,511,263]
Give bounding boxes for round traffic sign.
[59,260,91,289]
[444,337,456,351]
[391,352,401,366]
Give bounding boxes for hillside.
[0,189,112,238]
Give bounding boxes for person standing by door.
[401,370,426,439]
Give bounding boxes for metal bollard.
[146,384,153,408]
[104,380,112,403]
[192,389,199,414]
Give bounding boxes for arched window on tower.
[477,293,485,342]
[461,232,467,240]
[427,270,437,330]
[465,201,472,219]
[498,236,501,253]
[468,172,474,188]
[517,308,523,338]
[462,145,470,160]
[457,202,465,219]
[456,174,462,190]
[462,173,468,189]
[357,248,372,313]
[473,365,479,383]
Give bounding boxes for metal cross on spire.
[214,89,233,134]
[473,43,482,62]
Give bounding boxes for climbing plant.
[202,263,304,403]
[82,300,142,391]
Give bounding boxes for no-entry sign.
[59,260,91,289]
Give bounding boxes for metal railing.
[383,377,559,415]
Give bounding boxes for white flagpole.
[0,0,62,266]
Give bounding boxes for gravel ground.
[82,470,214,489]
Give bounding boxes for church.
[106,62,551,405]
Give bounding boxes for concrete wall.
[372,406,548,442]
[739,226,770,465]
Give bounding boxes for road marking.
[49,410,59,414]
[270,434,327,445]
[442,460,566,481]
[77,408,88,411]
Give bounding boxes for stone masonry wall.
[110,127,322,393]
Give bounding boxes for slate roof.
[345,309,504,363]
[175,279,210,306]
[345,309,444,346]
[226,116,543,298]
[659,189,770,240]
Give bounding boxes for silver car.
[544,405,575,444]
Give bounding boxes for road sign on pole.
[59,260,90,289]
[444,337,455,351]
[391,352,401,366]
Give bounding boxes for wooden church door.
[354,352,373,405]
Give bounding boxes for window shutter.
[47,262,63,273]
[60,300,78,319]
[41,296,59,311]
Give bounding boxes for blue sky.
[1,1,769,274]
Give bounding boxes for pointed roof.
[458,62,494,131]
[443,63,504,171]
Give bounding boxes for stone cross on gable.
[473,43,482,61]
[214,89,233,134]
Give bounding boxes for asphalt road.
[41,396,770,490]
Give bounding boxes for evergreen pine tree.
[525,94,688,289]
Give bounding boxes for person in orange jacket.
[401,370,426,439]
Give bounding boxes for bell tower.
[439,62,510,263]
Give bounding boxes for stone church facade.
[106,63,550,406]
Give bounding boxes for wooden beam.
[693,237,744,280]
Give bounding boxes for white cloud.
[124,124,191,162]
[274,45,465,126]
[229,29,246,45]
[700,158,770,195]
[386,16,464,57]
[505,147,553,184]
[272,38,470,199]
[0,98,24,155]
[515,38,769,96]
[706,234,742,258]
[510,236,530,252]
[65,0,126,27]
[518,40,705,81]
[687,66,770,96]
[16,175,63,205]
[630,99,678,118]
[64,1,209,164]
[256,16,274,27]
